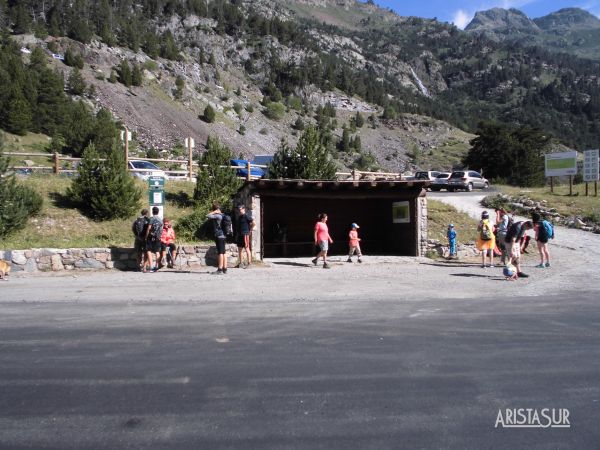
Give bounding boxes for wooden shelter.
[234,179,430,260]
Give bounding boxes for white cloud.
[452,9,473,29]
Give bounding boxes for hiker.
[532,212,552,268]
[132,208,149,271]
[144,206,163,273]
[447,223,457,258]
[312,213,333,269]
[207,203,228,275]
[235,204,255,268]
[347,223,363,263]
[504,220,534,278]
[158,218,177,269]
[476,211,496,268]
[495,208,511,264]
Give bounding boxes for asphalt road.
[1,289,599,449]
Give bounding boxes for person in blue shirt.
[447,224,457,258]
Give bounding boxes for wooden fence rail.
[5,151,404,181]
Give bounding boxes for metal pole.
[550,177,554,193]
[586,182,589,196]
[569,175,573,196]
[595,181,598,197]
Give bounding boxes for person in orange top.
[476,210,496,268]
[346,223,363,263]
[158,218,177,269]
[312,213,333,269]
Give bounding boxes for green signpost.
[148,176,165,217]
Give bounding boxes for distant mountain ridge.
[465,7,600,60]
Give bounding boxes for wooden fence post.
[124,127,129,171]
[246,160,251,182]
[188,138,193,181]
[53,152,59,175]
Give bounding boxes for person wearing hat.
[347,223,363,263]
[447,223,457,258]
[477,210,496,268]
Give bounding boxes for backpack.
[149,217,163,241]
[480,221,493,241]
[221,214,233,238]
[132,217,146,239]
[542,220,554,239]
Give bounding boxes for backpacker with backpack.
[480,221,493,241]
[149,217,163,241]
[132,216,147,239]
[221,214,234,241]
[541,220,555,240]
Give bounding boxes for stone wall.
[0,244,240,274]
[418,197,428,257]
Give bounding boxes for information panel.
[583,149,599,182]
[545,151,578,177]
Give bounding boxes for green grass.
[0,175,203,250]
[427,199,479,244]
[496,184,600,222]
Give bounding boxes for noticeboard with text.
[545,151,578,177]
[583,149,599,182]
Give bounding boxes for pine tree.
[354,111,365,128]
[131,64,142,86]
[67,143,141,220]
[0,146,43,238]
[118,60,132,87]
[68,67,86,95]
[193,136,242,207]
[269,127,337,180]
[202,105,215,123]
[5,91,32,135]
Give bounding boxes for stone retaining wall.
[1,244,240,274]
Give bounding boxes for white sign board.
[583,149,599,182]
[545,151,578,177]
[184,138,195,148]
[120,130,132,141]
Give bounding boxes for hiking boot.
[346,258,353,263]
[545,262,551,268]
[357,259,362,263]
[212,269,223,275]
[517,272,529,278]
[323,263,331,269]
[312,258,318,266]
[222,268,228,274]
[535,263,545,268]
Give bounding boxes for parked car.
[430,172,451,191]
[128,160,169,180]
[414,170,441,181]
[231,159,265,179]
[446,170,489,192]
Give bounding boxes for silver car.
[128,160,169,180]
[430,172,451,191]
[447,170,489,192]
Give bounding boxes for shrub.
[202,105,216,123]
[264,102,285,121]
[67,143,142,220]
[0,149,43,238]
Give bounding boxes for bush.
[202,105,216,123]
[0,149,43,238]
[67,143,142,220]
[263,102,286,121]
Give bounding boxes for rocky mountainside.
[3,0,600,174]
[466,7,600,60]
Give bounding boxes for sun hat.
[351,223,360,228]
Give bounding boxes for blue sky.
[372,0,600,29]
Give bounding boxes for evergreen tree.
[5,92,32,135]
[174,76,185,99]
[131,64,143,86]
[68,67,86,95]
[0,147,43,238]
[67,143,141,220]
[118,60,132,87]
[269,127,337,180]
[354,111,365,128]
[193,136,242,207]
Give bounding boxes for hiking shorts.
[318,240,329,252]
[236,233,250,248]
[146,239,161,253]
[215,237,226,255]
[505,241,520,263]
[161,242,176,253]
[134,238,146,252]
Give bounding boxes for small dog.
[0,260,11,281]
[503,263,518,281]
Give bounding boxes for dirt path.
[429,191,600,293]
